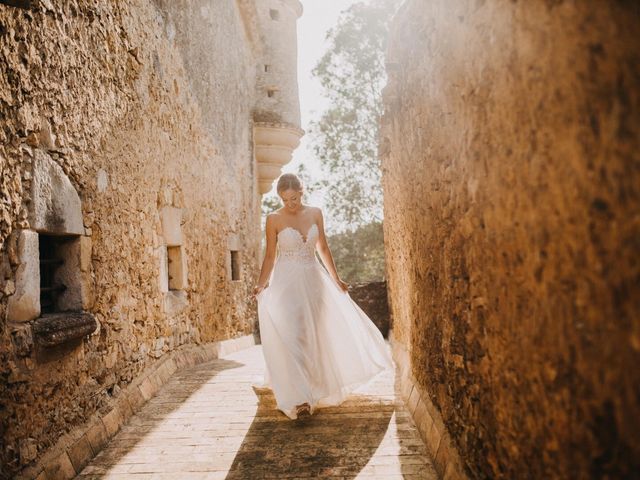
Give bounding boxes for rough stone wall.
[381,1,640,478]
[253,0,302,126]
[0,1,274,476]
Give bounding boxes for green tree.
[309,0,399,232]
[260,0,397,282]
[326,221,386,282]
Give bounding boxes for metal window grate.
[0,1,32,9]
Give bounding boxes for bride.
[253,173,393,419]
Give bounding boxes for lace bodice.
[276,224,319,264]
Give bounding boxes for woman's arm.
[254,214,278,295]
[314,208,349,292]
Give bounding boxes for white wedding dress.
[256,223,394,419]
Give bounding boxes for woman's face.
[279,188,303,212]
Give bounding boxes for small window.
[264,64,271,73]
[269,9,280,20]
[230,250,240,281]
[267,89,276,98]
[39,234,71,313]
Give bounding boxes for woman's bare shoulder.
[267,209,286,219]
[304,205,323,216]
[307,205,321,212]
[265,210,283,227]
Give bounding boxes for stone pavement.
[75,344,438,479]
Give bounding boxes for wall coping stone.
[389,328,469,480]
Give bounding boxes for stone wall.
[0,1,300,477]
[381,1,640,478]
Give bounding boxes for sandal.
[295,402,311,418]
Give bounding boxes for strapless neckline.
[278,224,318,244]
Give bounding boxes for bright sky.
[283,0,360,190]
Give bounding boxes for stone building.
[381,1,640,479]
[0,0,303,477]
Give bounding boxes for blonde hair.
[276,173,303,193]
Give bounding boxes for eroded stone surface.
[381,1,640,478]
[6,230,40,322]
[0,1,303,477]
[29,150,84,235]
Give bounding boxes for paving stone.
[76,345,438,479]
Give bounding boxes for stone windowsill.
[32,312,97,347]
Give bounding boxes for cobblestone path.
[76,344,438,479]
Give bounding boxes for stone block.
[85,419,108,454]
[435,433,452,475]
[164,290,188,318]
[401,374,413,401]
[66,435,93,473]
[118,395,134,421]
[37,118,56,150]
[126,387,146,411]
[138,378,157,401]
[426,416,442,462]
[227,233,240,251]
[160,206,182,246]
[158,246,169,293]
[29,151,83,235]
[96,169,108,192]
[80,270,95,310]
[43,452,76,480]
[101,407,123,438]
[79,236,92,272]
[7,230,40,322]
[32,313,97,347]
[407,385,420,414]
[413,397,428,432]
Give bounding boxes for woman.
[253,173,393,419]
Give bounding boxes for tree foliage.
[325,221,386,283]
[309,0,399,232]
[260,0,397,282]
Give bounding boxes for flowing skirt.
[256,256,393,419]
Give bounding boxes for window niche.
[269,8,280,20]
[6,151,96,350]
[227,234,242,283]
[39,234,73,314]
[159,204,188,316]
[167,245,187,290]
[230,250,241,281]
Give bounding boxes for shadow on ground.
[224,387,427,479]
[74,357,245,479]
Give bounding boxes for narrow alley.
[1,0,638,479]
[74,345,436,479]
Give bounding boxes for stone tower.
[252,0,304,194]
